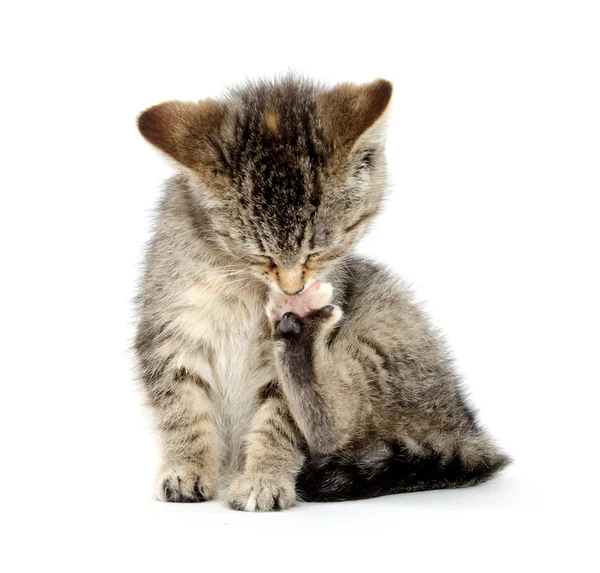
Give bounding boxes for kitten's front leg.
[227,388,305,511]
[139,358,219,503]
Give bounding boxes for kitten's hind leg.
[268,286,348,455]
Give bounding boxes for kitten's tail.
[295,441,510,502]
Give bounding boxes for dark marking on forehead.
[205,76,382,260]
[296,219,309,249]
[224,82,332,254]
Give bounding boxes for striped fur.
[134,76,509,510]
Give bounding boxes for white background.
[1,1,598,571]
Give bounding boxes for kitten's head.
[138,76,392,294]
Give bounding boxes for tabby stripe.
[265,418,298,448]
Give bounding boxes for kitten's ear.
[319,79,393,147]
[137,99,227,175]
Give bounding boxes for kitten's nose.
[276,267,305,295]
[282,287,304,296]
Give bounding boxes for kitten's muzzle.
[271,265,306,296]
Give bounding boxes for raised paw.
[157,462,218,503]
[267,281,342,340]
[227,473,297,512]
[275,305,340,340]
[266,280,334,321]
[276,313,303,339]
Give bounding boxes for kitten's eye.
[306,252,322,262]
[344,210,378,233]
[251,254,275,266]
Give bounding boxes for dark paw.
[275,306,340,341]
[315,305,335,318]
[162,476,209,503]
[276,312,303,339]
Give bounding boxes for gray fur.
[134,76,509,510]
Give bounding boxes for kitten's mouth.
[274,279,319,297]
[268,281,327,318]
[298,280,320,296]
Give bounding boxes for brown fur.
[134,75,509,511]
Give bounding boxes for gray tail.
[296,441,510,502]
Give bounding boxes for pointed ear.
[137,99,227,175]
[319,79,393,147]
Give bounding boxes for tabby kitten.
[135,76,509,511]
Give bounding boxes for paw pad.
[319,305,335,318]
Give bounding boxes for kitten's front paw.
[227,473,296,512]
[266,281,342,340]
[157,461,218,503]
[275,305,342,340]
[266,280,334,321]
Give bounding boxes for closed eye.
[344,210,378,233]
[249,254,275,267]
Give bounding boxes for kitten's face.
[138,77,392,294]
[209,138,384,294]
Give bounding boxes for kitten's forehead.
[248,153,318,249]
[204,76,391,259]
[232,86,331,177]
[252,188,314,259]
[229,83,330,257]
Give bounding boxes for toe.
[162,476,208,503]
[317,305,335,318]
[227,475,297,512]
[157,464,216,503]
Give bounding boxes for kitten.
[135,76,509,511]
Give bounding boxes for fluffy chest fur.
[171,277,274,476]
